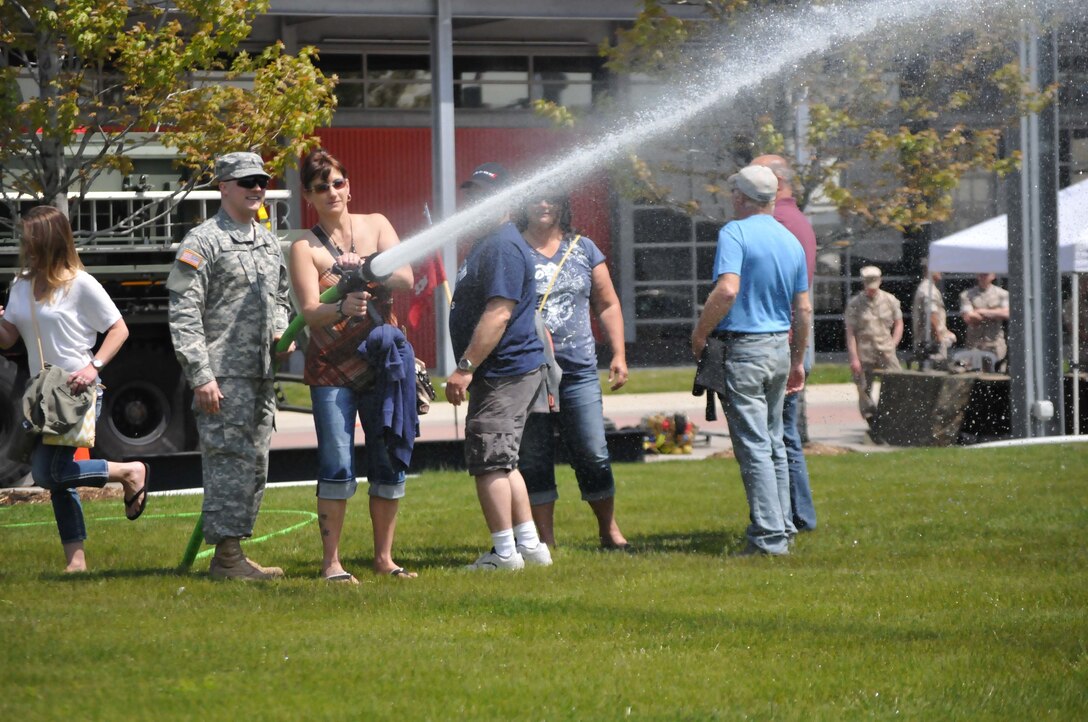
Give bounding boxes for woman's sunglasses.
[309,178,348,193]
[235,176,270,189]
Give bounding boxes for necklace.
[319,219,355,256]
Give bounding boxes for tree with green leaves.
[0,0,337,235]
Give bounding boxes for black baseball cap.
[460,162,509,191]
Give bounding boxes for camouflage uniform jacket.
[960,284,1009,359]
[845,288,902,366]
[167,208,291,387]
[911,279,949,352]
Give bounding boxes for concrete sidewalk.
[272,382,889,460]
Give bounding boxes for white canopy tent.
[928,178,1088,434]
[928,178,1088,274]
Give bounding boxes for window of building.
[317,52,605,111]
[367,55,431,109]
[531,56,605,109]
[454,56,530,109]
[629,207,720,356]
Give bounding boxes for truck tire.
[95,344,193,460]
[0,356,32,487]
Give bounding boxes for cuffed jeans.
[30,390,107,544]
[520,367,615,505]
[721,333,795,554]
[311,385,406,501]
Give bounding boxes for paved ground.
[271,382,890,460]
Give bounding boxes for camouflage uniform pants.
[196,377,276,544]
[855,353,901,421]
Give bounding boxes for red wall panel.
[303,127,614,364]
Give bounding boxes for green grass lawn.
[279,363,853,408]
[1,444,1086,720]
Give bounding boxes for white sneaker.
[516,541,553,567]
[466,548,525,571]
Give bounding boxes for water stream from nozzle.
[366,0,1070,279]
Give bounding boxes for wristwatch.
[457,357,475,373]
[91,358,104,371]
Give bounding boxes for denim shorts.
[464,368,543,476]
[310,385,406,500]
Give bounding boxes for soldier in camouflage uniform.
[845,266,903,424]
[912,263,957,369]
[167,152,292,581]
[959,273,1009,369]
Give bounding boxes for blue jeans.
[30,391,108,544]
[311,385,406,501]
[782,389,816,531]
[721,333,795,554]
[520,367,614,505]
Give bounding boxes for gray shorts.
[464,367,544,476]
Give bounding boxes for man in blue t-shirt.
[691,164,812,556]
[447,163,552,571]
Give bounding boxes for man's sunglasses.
[235,176,270,189]
[309,178,348,193]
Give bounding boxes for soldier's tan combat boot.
[209,538,284,581]
[246,557,285,578]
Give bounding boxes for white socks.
[491,529,516,558]
[491,522,542,557]
[514,521,541,549]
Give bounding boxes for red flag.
[407,253,447,331]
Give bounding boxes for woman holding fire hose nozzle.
[289,149,417,583]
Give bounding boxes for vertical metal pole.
[1007,13,1063,438]
[431,0,457,377]
[279,18,303,230]
[1075,273,1081,435]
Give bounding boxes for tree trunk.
[36,5,68,217]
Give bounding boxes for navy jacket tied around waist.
[358,325,419,470]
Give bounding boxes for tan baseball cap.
[726,165,778,203]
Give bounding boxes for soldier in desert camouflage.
[845,265,903,426]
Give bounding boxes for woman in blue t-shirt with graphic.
[516,192,631,551]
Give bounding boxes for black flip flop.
[389,567,418,579]
[600,540,636,554]
[124,463,150,521]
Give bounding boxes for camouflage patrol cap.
[215,152,271,182]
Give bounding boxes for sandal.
[124,463,150,521]
[323,572,360,584]
[388,567,418,579]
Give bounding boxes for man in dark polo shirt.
[447,163,552,571]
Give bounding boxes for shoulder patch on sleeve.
[178,248,206,270]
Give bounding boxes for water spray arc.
[368,0,1060,280]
